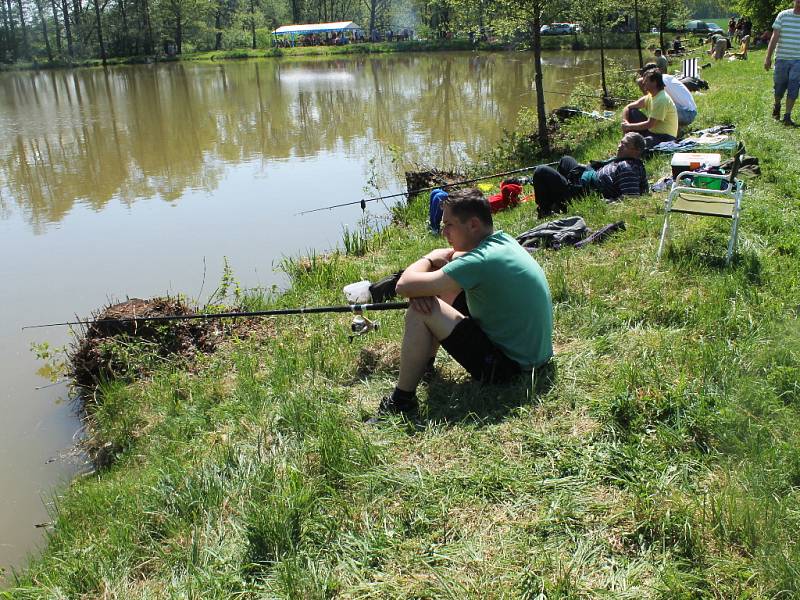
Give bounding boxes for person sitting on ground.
[373,188,553,419]
[731,34,750,59]
[622,69,679,147]
[671,36,684,54]
[640,62,697,126]
[654,48,668,73]
[531,132,648,218]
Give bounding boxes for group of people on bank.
[372,61,686,420]
[370,3,800,421]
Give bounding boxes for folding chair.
[657,145,745,265]
[681,57,699,78]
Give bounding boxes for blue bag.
[429,188,448,233]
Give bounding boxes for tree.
[15,0,29,57]
[92,0,106,63]
[574,0,623,102]
[61,0,73,56]
[633,0,642,68]
[1,0,18,61]
[33,0,53,59]
[735,0,782,31]
[641,0,689,51]
[363,0,387,37]
[50,0,62,54]
[463,0,554,153]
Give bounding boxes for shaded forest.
[0,0,738,65]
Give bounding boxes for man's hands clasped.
[424,248,454,270]
[409,249,455,314]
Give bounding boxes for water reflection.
[0,51,632,233]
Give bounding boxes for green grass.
[4,52,800,598]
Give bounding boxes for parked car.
[541,23,581,35]
[684,20,723,34]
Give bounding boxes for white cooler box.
[671,152,722,178]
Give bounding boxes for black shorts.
[440,317,523,384]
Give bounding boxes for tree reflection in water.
[0,50,634,232]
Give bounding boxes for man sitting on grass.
[530,132,648,218]
[639,62,698,126]
[372,188,553,419]
[621,69,679,148]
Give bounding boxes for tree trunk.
[72,0,81,54]
[142,0,153,54]
[599,14,608,100]
[72,0,79,33]
[532,3,549,155]
[1,0,15,62]
[368,0,376,37]
[50,0,61,54]
[214,7,221,49]
[249,0,255,49]
[119,0,127,55]
[175,7,181,54]
[633,0,642,68]
[290,0,299,23]
[34,0,52,60]
[61,0,72,56]
[92,0,105,64]
[659,6,665,52]
[15,0,28,57]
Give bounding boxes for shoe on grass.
[783,115,799,127]
[773,103,781,119]
[365,391,418,424]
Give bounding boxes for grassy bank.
[5,53,800,598]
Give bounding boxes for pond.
[0,49,636,575]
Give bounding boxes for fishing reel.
[348,310,379,342]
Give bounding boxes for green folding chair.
[657,145,745,265]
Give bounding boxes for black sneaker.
[366,393,418,424]
[378,392,418,414]
[773,103,781,119]
[783,115,799,128]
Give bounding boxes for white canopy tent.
[273,21,364,46]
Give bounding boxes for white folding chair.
[657,147,744,265]
[681,58,699,78]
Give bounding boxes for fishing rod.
[296,162,557,216]
[536,88,637,103]
[554,107,615,120]
[556,66,641,82]
[22,301,410,331]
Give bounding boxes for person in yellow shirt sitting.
[621,69,679,148]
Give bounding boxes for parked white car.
[541,23,581,35]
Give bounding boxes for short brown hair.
[642,68,665,90]
[442,187,493,227]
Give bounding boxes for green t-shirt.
[644,89,678,137]
[441,231,553,369]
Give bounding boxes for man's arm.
[622,116,659,132]
[395,249,462,298]
[765,28,779,70]
[622,95,647,121]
